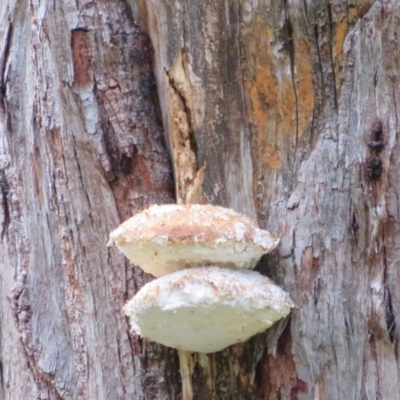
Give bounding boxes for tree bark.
[1,0,400,399]
[0,1,178,399]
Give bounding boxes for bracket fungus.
[109,203,294,353]
[108,204,280,277]
[123,266,294,353]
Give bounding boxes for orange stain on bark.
[71,30,93,87]
[280,76,297,134]
[348,2,372,20]
[333,17,348,87]
[247,24,288,171]
[334,18,347,69]
[249,65,284,171]
[246,17,314,172]
[243,12,315,208]
[293,37,314,138]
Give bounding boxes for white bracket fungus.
[108,204,280,277]
[109,203,294,354]
[123,266,294,353]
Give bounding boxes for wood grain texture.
[137,0,400,398]
[0,1,177,399]
[1,0,400,399]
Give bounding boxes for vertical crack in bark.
[237,1,250,144]
[302,0,309,22]
[382,233,396,343]
[327,3,338,110]
[313,24,324,87]
[392,85,399,135]
[291,230,297,280]
[0,172,10,242]
[165,50,198,203]
[344,314,351,350]
[0,359,3,393]
[350,211,359,243]
[0,22,12,111]
[384,287,396,343]
[302,0,322,154]
[284,2,299,165]
[309,107,317,149]
[312,255,321,306]
[182,0,188,53]
[166,68,198,160]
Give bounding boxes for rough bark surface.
[1,0,400,399]
[0,1,178,399]
[135,0,400,399]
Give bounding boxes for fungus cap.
[123,266,294,353]
[108,204,279,277]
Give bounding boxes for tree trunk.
[1,0,399,399]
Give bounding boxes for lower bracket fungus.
[123,266,294,353]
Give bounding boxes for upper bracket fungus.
[108,204,279,277]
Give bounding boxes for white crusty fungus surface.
[123,266,294,353]
[108,204,279,277]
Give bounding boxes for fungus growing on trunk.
[123,266,294,353]
[108,204,279,277]
[109,203,293,355]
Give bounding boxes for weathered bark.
[134,0,400,398]
[0,1,178,399]
[1,0,400,399]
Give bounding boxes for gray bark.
[1,1,177,399]
[1,0,400,399]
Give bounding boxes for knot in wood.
[372,120,383,137]
[364,157,383,181]
[366,120,385,152]
[367,140,385,152]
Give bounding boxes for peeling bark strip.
[165,49,198,204]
